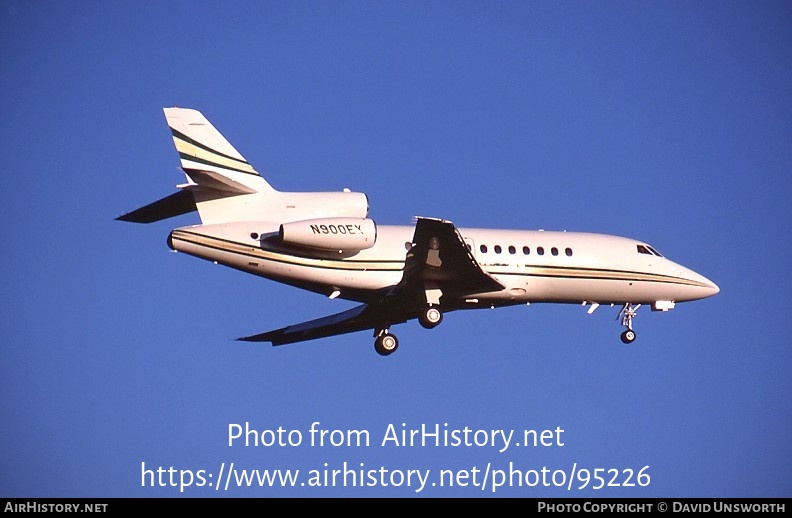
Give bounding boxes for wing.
[238,217,505,346]
[400,216,504,297]
[237,301,410,345]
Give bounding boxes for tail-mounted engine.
[279,218,377,251]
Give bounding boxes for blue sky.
[1,0,790,498]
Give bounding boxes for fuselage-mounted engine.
[278,217,377,251]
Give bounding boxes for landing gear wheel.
[620,329,636,344]
[375,333,399,356]
[418,305,443,329]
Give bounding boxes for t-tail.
[116,108,370,226]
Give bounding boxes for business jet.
[117,107,719,356]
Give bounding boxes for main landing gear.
[418,304,443,329]
[374,328,399,356]
[618,303,641,344]
[373,305,445,356]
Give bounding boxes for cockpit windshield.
[637,244,664,257]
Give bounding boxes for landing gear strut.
[374,328,399,356]
[418,305,443,329]
[618,303,641,344]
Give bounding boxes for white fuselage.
[168,221,719,309]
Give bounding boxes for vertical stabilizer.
[164,107,274,194]
[162,107,279,225]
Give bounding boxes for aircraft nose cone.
[691,271,719,299]
[674,263,719,301]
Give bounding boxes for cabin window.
[508,245,516,254]
[523,246,530,255]
[466,244,471,251]
[537,247,545,256]
[480,244,488,253]
[565,247,573,257]
[551,247,559,256]
[494,245,502,254]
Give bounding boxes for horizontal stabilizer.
[183,169,257,194]
[115,190,196,223]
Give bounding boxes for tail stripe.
[170,128,246,164]
[171,129,259,176]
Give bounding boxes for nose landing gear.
[618,303,641,344]
[620,328,636,344]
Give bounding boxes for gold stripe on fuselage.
[170,229,711,289]
[171,229,403,272]
[487,265,711,288]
